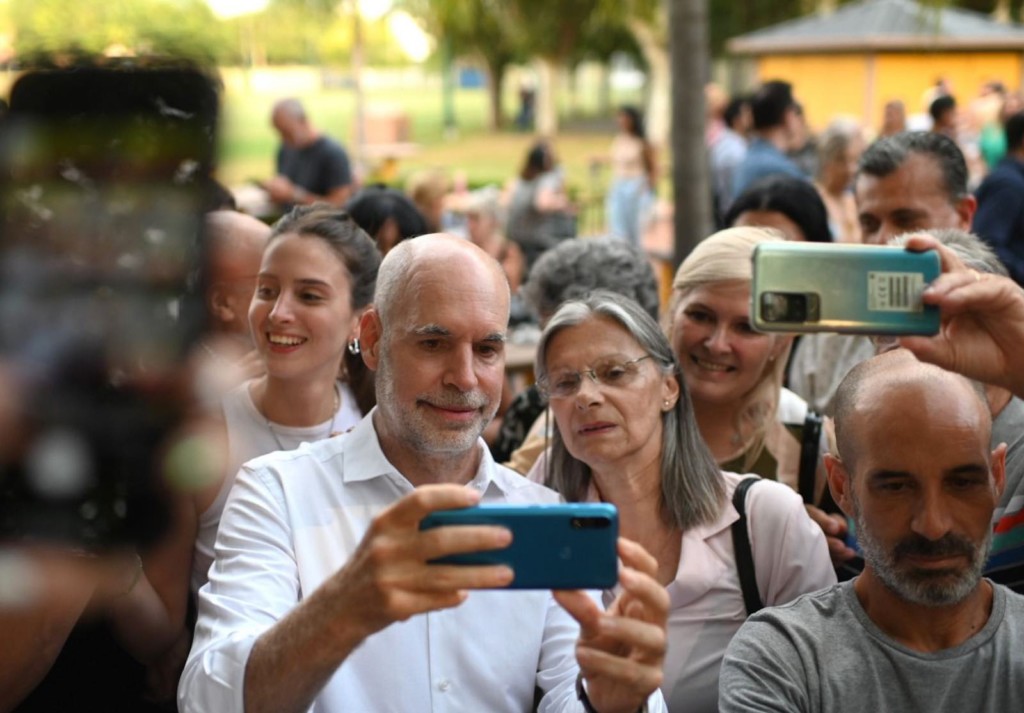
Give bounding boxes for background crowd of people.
[6,70,1024,712]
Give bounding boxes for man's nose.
[911,488,954,541]
[443,345,479,392]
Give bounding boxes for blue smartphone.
[751,243,941,335]
[419,503,618,590]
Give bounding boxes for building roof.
[728,0,1024,54]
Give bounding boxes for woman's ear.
[661,372,681,412]
[769,334,793,363]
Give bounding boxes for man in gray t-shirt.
[721,349,1024,712]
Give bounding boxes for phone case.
[419,503,618,590]
[751,243,941,335]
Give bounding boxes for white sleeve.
[746,479,837,606]
[178,465,299,713]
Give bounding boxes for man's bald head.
[832,349,991,469]
[374,233,510,332]
[203,211,270,335]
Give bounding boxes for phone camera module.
[570,517,611,530]
[760,292,819,323]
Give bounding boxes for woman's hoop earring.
[347,338,361,356]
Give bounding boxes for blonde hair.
[665,226,791,471]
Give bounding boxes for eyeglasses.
[538,355,652,400]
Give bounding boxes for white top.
[178,412,667,713]
[190,379,362,592]
[656,471,835,712]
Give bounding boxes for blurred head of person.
[665,227,792,470]
[522,236,660,325]
[816,118,865,195]
[270,98,314,149]
[405,169,449,232]
[724,95,752,137]
[855,131,975,245]
[751,80,801,148]
[535,290,724,531]
[345,185,429,256]
[616,105,646,139]
[202,211,271,338]
[929,95,958,138]
[881,100,907,137]
[725,175,832,243]
[521,140,556,181]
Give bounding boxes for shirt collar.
[341,408,511,497]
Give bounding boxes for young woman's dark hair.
[270,204,382,413]
[724,175,832,243]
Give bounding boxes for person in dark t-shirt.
[267,98,353,209]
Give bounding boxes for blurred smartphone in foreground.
[751,243,941,335]
[420,503,618,590]
[0,62,219,550]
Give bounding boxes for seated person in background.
[535,291,834,712]
[179,234,670,713]
[492,236,660,471]
[266,99,354,210]
[345,184,429,255]
[720,349,1024,712]
[664,227,823,501]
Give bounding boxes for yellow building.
[727,0,1024,133]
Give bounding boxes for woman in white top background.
[604,105,656,245]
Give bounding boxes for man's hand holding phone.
[318,485,514,645]
[900,233,1024,399]
[554,538,669,713]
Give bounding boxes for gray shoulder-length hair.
[535,290,726,531]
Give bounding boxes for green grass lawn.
[216,70,641,206]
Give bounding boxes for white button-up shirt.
[179,413,662,712]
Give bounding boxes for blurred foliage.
[3,0,1022,69]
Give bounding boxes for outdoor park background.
[3,0,1024,242]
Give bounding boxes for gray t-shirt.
[720,580,1024,712]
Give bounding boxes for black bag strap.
[798,410,824,505]
[731,476,764,616]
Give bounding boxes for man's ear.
[207,284,237,325]
[991,442,1008,501]
[359,308,383,371]
[957,194,978,228]
[825,453,854,518]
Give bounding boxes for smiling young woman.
[191,206,382,592]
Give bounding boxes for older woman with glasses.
[535,290,833,713]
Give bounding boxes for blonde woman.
[665,227,822,498]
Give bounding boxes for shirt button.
[438,680,451,692]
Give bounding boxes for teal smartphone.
[419,503,618,590]
[751,243,941,335]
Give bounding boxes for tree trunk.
[669,0,712,267]
[486,61,506,131]
[535,56,560,136]
[629,17,670,149]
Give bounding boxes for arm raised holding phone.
[900,233,1024,399]
[180,235,667,713]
